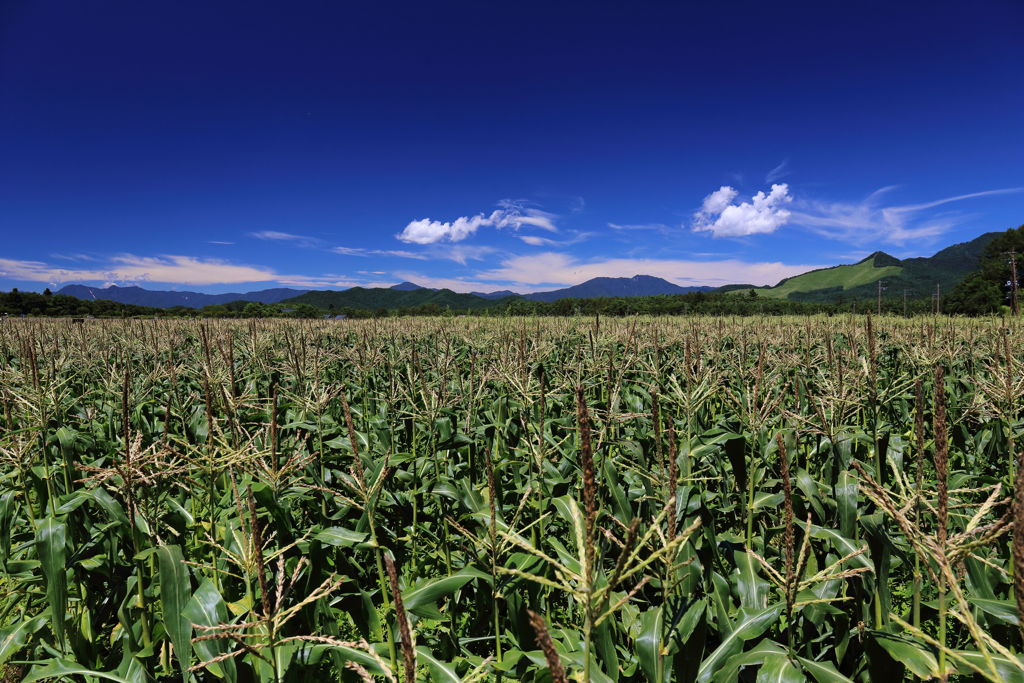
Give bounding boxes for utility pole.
[903,289,908,317]
[1008,250,1020,316]
[877,280,885,316]
[934,284,941,315]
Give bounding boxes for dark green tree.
[946,225,1024,315]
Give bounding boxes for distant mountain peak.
[390,281,427,291]
[859,251,901,267]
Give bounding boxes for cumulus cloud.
[693,184,793,237]
[790,186,1024,245]
[397,201,559,244]
[475,251,823,288]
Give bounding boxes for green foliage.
[0,315,1021,681]
[946,225,1024,315]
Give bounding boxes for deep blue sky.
[2,0,1022,293]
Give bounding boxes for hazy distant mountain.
[56,284,309,309]
[384,275,711,301]
[523,275,713,302]
[55,232,995,312]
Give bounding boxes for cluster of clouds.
[7,176,1020,294]
[693,183,793,238]
[397,200,558,244]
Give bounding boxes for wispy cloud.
[765,158,791,183]
[332,246,428,259]
[518,232,594,247]
[208,240,235,245]
[249,231,322,247]
[397,200,559,244]
[693,184,793,238]
[0,255,282,286]
[790,186,1024,245]
[475,251,823,288]
[608,222,672,232]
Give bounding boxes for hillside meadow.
[0,315,1021,681]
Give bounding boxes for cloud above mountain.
[397,201,558,244]
[693,184,793,238]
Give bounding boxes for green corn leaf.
[23,659,134,683]
[156,544,192,676]
[36,517,67,650]
[415,646,461,682]
[183,579,236,682]
[756,652,806,682]
[871,632,938,679]
[0,614,47,666]
[404,567,487,619]
[697,604,784,683]
[796,656,855,683]
[636,606,664,683]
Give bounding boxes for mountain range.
[729,231,998,302]
[50,231,999,310]
[55,284,309,308]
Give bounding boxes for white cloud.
[700,186,739,215]
[693,184,792,237]
[475,251,823,288]
[790,186,1023,245]
[442,245,498,265]
[397,214,495,244]
[250,230,308,241]
[519,232,594,247]
[0,255,282,286]
[397,201,559,244]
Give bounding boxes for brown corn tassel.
[384,553,416,682]
[528,610,567,683]
[247,486,271,619]
[1014,447,1024,640]
[576,386,597,577]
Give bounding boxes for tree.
[43,287,52,296]
[946,225,1024,315]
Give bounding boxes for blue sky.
[1,0,1022,293]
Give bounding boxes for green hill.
[282,286,515,311]
[733,232,998,302]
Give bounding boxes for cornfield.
[0,315,1021,682]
